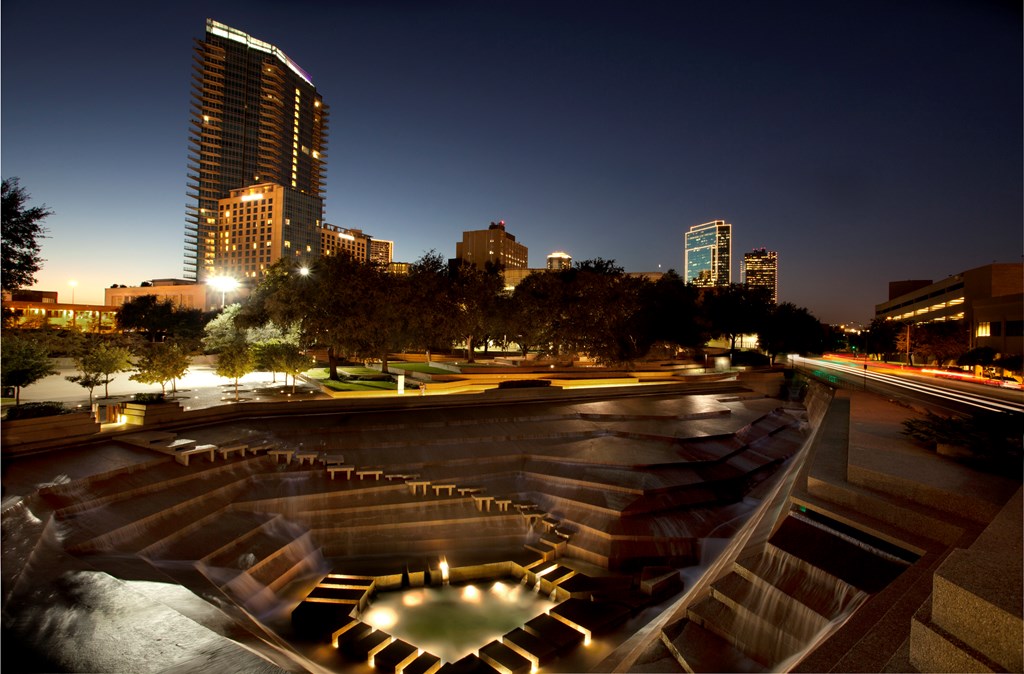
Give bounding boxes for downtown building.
[684,220,732,287]
[186,20,329,283]
[741,248,779,303]
[455,221,529,270]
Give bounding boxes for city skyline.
[3,0,1021,324]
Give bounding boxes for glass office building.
[684,220,732,287]
[186,20,329,282]
[742,248,778,303]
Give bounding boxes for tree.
[216,340,255,401]
[1,334,57,405]
[117,295,206,343]
[267,342,313,393]
[701,284,773,352]
[2,178,52,292]
[864,317,901,361]
[758,303,825,364]
[914,320,969,367]
[448,259,505,363]
[70,340,133,399]
[130,341,191,394]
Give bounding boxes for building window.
[1007,321,1023,337]
[976,322,991,337]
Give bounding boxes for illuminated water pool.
[361,579,558,664]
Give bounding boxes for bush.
[497,379,552,389]
[903,411,1023,473]
[730,350,771,367]
[5,401,67,420]
[132,392,166,404]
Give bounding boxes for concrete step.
[661,617,767,673]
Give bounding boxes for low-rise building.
[875,263,1022,353]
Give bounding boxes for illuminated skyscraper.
[742,248,779,303]
[684,220,731,287]
[186,19,328,282]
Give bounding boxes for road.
[789,355,1024,417]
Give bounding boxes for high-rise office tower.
[186,19,329,282]
[546,251,572,270]
[684,220,731,287]
[455,221,528,269]
[742,248,779,303]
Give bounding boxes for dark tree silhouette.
[1,178,52,292]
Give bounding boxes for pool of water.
[361,579,558,663]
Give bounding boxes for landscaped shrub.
[132,392,166,404]
[5,401,67,420]
[497,379,552,389]
[902,411,1023,473]
[730,350,771,367]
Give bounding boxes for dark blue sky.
[3,0,1021,323]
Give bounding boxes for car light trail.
[791,356,1024,415]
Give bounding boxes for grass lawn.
[319,379,398,392]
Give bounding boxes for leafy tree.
[65,371,104,406]
[1,177,52,292]
[117,295,206,344]
[404,251,458,364]
[864,317,901,361]
[267,342,313,393]
[70,340,133,399]
[957,346,997,368]
[509,269,567,357]
[758,303,824,364]
[914,320,968,366]
[637,270,706,355]
[216,340,255,402]
[448,259,505,363]
[1,334,57,405]
[701,284,773,353]
[130,341,191,394]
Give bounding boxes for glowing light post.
[208,275,240,308]
[68,280,78,328]
[439,557,450,585]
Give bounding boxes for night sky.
[2,0,1021,324]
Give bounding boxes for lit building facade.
[186,19,328,282]
[875,263,1023,352]
[319,224,370,261]
[741,248,778,303]
[684,220,731,287]
[546,251,572,271]
[213,183,322,281]
[455,221,528,270]
[369,238,394,265]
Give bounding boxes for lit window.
[976,322,991,337]
[285,241,291,248]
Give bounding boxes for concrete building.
[369,238,394,265]
[742,248,779,303]
[684,220,731,287]
[455,221,528,270]
[105,278,218,312]
[319,224,371,262]
[212,183,322,282]
[186,19,328,282]
[874,262,1023,352]
[546,251,572,271]
[3,289,118,332]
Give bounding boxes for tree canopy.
[2,177,52,292]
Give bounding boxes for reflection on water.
[361,580,557,663]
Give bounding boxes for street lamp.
[208,275,240,309]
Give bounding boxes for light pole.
[208,276,240,309]
[68,279,77,304]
